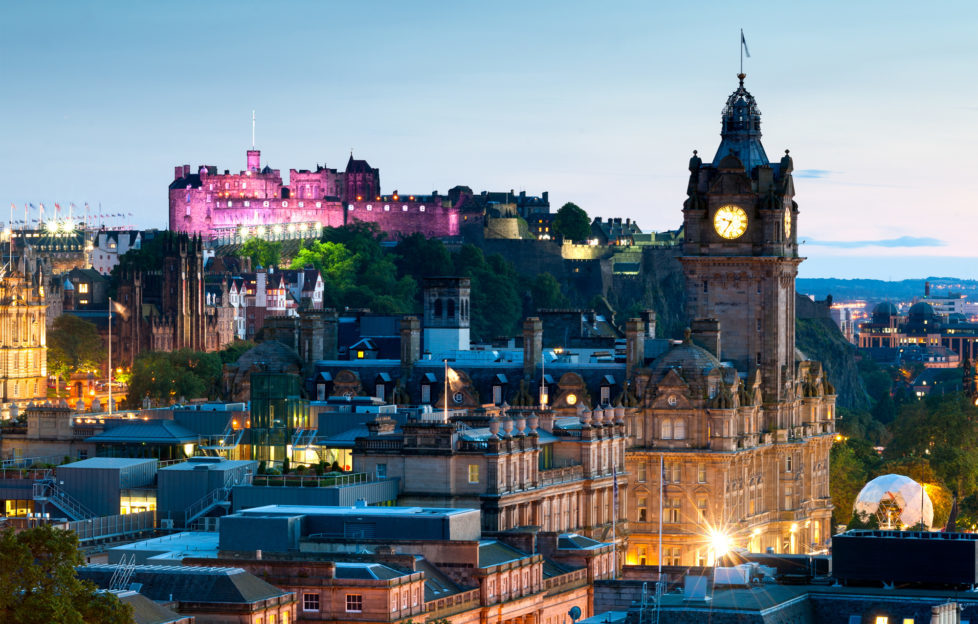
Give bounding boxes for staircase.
[182,469,252,527]
[33,479,96,521]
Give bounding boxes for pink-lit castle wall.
[169,149,460,239]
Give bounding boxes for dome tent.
[853,474,933,530]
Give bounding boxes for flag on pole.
[741,29,750,58]
[111,300,130,321]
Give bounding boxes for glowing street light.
[45,220,59,234]
[709,529,732,561]
[61,218,75,233]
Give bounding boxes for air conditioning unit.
[160,519,174,530]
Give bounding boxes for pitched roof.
[79,564,290,605]
[86,420,200,444]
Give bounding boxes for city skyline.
[2,1,976,280]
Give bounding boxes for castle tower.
[422,277,470,356]
[247,149,261,172]
[679,73,799,406]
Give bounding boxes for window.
[346,594,363,613]
[665,497,681,523]
[697,497,708,523]
[638,464,647,482]
[674,419,687,440]
[661,418,673,439]
[600,386,611,404]
[785,456,792,472]
[413,587,419,606]
[784,485,793,510]
[468,464,480,483]
[384,204,390,211]
[492,385,502,404]
[697,463,707,483]
[376,464,387,479]
[421,384,431,403]
[637,496,647,522]
[666,547,681,566]
[79,283,89,294]
[665,462,680,483]
[268,615,276,624]
[420,205,425,212]
[756,352,762,366]
[874,618,889,624]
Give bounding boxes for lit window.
[244,201,250,207]
[366,205,372,211]
[298,201,304,208]
[357,350,365,359]
[78,283,89,294]
[419,205,425,212]
[316,202,322,208]
[263,201,270,207]
[468,464,479,483]
[384,205,390,211]
[303,593,320,612]
[346,594,363,613]
[697,464,707,483]
[402,205,408,211]
[282,201,288,208]
[227,201,233,207]
[875,618,888,624]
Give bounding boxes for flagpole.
[108,297,113,415]
[740,28,744,75]
[443,359,448,423]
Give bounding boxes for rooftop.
[238,504,477,518]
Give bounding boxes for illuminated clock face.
[784,209,792,239]
[453,392,464,404]
[566,393,578,406]
[713,205,748,239]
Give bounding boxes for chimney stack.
[690,318,721,360]
[523,317,543,379]
[400,316,421,371]
[643,310,657,338]
[625,318,645,378]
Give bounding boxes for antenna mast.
[252,110,256,149]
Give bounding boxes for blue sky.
[2,1,976,279]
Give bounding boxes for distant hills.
[797,277,978,301]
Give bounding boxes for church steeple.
[712,73,769,174]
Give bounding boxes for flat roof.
[159,458,256,471]
[59,457,158,469]
[109,531,219,560]
[238,504,477,518]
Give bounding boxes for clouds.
[794,169,833,179]
[805,236,945,249]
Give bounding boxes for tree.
[0,524,132,624]
[528,272,569,312]
[240,238,282,269]
[125,349,223,407]
[48,315,105,395]
[551,202,591,242]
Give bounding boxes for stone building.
[0,260,48,403]
[169,149,462,240]
[114,232,236,367]
[623,74,835,566]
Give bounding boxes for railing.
[183,469,252,527]
[0,467,53,481]
[537,464,585,487]
[251,472,371,488]
[62,510,155,542]
[1,454,68,469]
[33,479,97,520]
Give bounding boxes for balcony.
[537,464,584,487]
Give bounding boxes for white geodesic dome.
[853,474,934,530]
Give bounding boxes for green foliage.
[218,340,257,365]
[529,272,569,312]
[239,238,283,269]
[47,315,105,382]
[292,224,415,313]
[126,349,223,406]
[0,525,132,624]
[830,438,880,527]
[551,202,591,242]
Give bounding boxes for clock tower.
[680,73,800,408]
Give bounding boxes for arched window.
[674,419,687,440]
[434,299,442,318]
[661,419,673,440]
